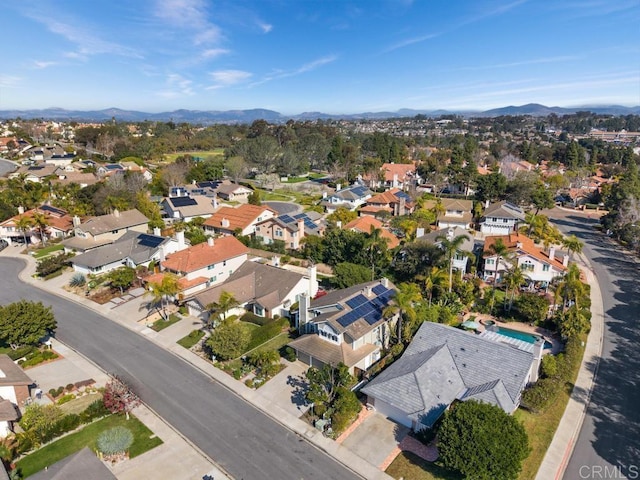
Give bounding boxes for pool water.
[497,327,553,349]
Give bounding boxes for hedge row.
[247,318,288,351]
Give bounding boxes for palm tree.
[423,266,447,306]
[555,263,585,314]
[31,211,49,247]
[487,238,512,285]
[502,265,526,311]
[562,234,584,259]
[436,231,471,293]
[206,291,239,325]
[15,215,33,248]
[383,283,422,345]
[365,226,390,281]
[146,273,180,319]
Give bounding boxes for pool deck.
[462,313,563,354]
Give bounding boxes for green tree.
[19,403,64,447]
[364,226,391,280]
[108,266,137,294]
[247,188,261,205]
[502,265,526,311]
[438,400,529,480]
[0,300,56,348]
[531,182,555,214]
[514,292,550,324]
[146,273,180,319]
[326,207,357,227]
[15,215,33,248]
[332,262,371,288]
[305,363,353,414]
[206,291,239,322]
[383,283,422,344]
[422,266,448,307]
[31,211,50,246]
[205,320,250,360]
[436,232,470,293]
[562,234,584,258]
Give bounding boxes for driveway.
[263,201,302,216]
[255,360,310,418]
[342,412,409,468]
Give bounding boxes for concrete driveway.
[255,360,310,418]
[342,413,409,468]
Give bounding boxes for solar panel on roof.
[39,205,66,216]
[372,284,387,295]
[279,215,294,224]
[365,311,382,325]
[137,234,164,248]
[337,311,359,328]
[171,196,198,207]
[346,294,367,309]
[396,191,411,201]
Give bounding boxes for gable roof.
[78,209,149,236]
[367,188,412,206]
[331,184,372,201]
[344,216,399,248]
[0,355,32,386]
[71,231,170,268]
[162,236,248,273]
[216,183,252,195]
[0,205,74,233]
[483,201,525,220]
[381,163,416,182]
[163,195,217,218]
[204,204,275,232]
[192,261,307,309]
[362,322,534,426]
[416,226,475,252]
[483,232,567,271]
[29,447,117,480]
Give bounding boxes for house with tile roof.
[0,355,33,437]
[255,212,324,250]
[437,198,473,230]
[321,184,373,213]
[362,188,413,217]
[215,182,253,202]
[62,209,149,253]
[344,216,400,249]
[0,205,74,246]
[188,262,318,321]
[203,204,276,236]
[479,201,526,235]
[288,279,398,377]
[482,232,568,284]
[159,236,249,296]
[70,230,185,275]
[380,162,418,189]
[361,322,539,431]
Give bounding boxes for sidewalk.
[535,251,605,480]
[7,249,391,480]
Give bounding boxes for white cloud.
[259,22,273,33]
[32,61,58,69]
[201,48,230,59]
[251,55,338,87]
[206,69,252,89]
[0,75,21,88]
[156,73,195,98]
[155,0,222,45]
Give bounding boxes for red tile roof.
[345,216,399,248]
[161,236,248,273]
[483,232,567,271]
[203,204,275,232]
[381,163,416,182]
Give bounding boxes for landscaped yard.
[150,313,181,331]
[31,244,64,259]
[16,414,162,478]
[162,149,224,162]
[177,329,205,349]
[387,452,462,480]
[251,332,293,355]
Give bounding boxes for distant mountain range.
[1,103,638,124]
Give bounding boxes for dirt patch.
[59,392,103,415]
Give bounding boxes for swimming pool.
[497,327,553,349]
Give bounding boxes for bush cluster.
[97,426,134,456]
[18,349,57,368]
[240,311,270,326]
[36,252,74,277]
[246,318,289,351]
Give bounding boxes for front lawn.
[177,329,205,349]
[32,244,64,259]
[150,313,181,331]
[162,149,224,162]
[16,414,162,478]
[387,451,462,480]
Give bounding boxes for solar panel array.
[396,191,411,201]
[278,213,319,230]
[350,185,370,197]
[337,285,394,328]
[137,234,165,249]
[39,205,67,216]
[171,196,198,207]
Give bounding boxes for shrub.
[54,386,64,398]
[65,383,75,391]
[247,318,288,351]
[6,345,35,361]
[97,426,134,456]
[541,355,559,379]
[36,252,74,277]
[56,394,76,405]
[283,346,297,362]
[69,273,86,288]
[79,399,110,423]
[232,369,242,380]
[521,377,563,413]
[241,311,270,326]
[331,387,361,433]
[244,378,254,388]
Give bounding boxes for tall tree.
[502,265,526,311]
[383,283,423,344]
[206,291,239,324]
[31,211,49,247]
[15,215,33,248]
[436,232,471,293]
[562,234,584,258]
[0,300,56,349]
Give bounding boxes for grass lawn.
[252,332,292,355]
[32,244,64,259]
[59,393,103,415]
[282,176,309,183]
[163,149,224,162]
[16,414,162,478]
[150,313,181,332]
[177,329,205,349]
[308,172,327,179]
[386,452,462,480]
[261,190,292,201]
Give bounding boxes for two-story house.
[255,212,323,250]
[187,262,318,321]
[203,204,276,236]
[158,235,248,297]
[161,192,218,223]
[344,216,400,249]
[289,279,398,377]
[437,198,473,229]
[415,226,475,273]
[479,201,525,235]
[0,355,33,437]
[321,184,373,213]
[482,232,568,285]
[360,188,414,217]
[215,182,253,202]
[0,205,74,246]
[62,209,149,253]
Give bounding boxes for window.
[486,258,495,265]
[543,264,550,272]
[521,261,534,272]
[276,229,283,237]
[207,264,215,270]
[503,219,508,223]
[223,260,226,267]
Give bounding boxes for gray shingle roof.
[78,209,149,236]
[71,230,169,268]
[483,201,525,220]
[362,322,534,427]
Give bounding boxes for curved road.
[546,209,640,480]
[0,258,360,480]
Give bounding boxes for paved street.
[547,209,640,479]
[0,257,361,480]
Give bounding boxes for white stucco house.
[480,201,525,235]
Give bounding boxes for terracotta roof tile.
[161,236,248,273]
[204,204,275,231]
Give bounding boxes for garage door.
[371,398,412,429]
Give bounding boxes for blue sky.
[1,0,639,114]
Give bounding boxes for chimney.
[336,183,341,191]
[381,277,389,288]
[18,206,24,215]
[153,226,161,236]
[563,254,569,267]
[212,195,218,209]
[364,285,372,297]
[221,218,230,228]
[308,265,318,298]
[207,236,215,247]
[336,220,342,229]
[393,173,399,187]
[297,218,305,239]
[72,215,81,228]
[530,337,545,383]
[399,195,406,214]
[113,208,120,217]
[549,246,556,261]
[298,293,310,331]
[176,229,185,247]
[416,227,425,238]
